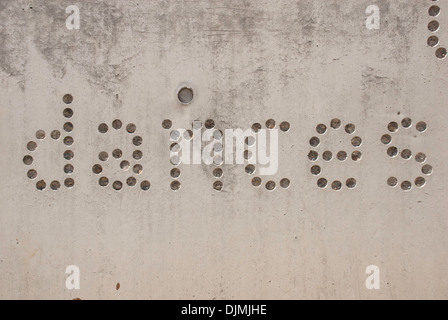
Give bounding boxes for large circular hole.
[178,87,194,104]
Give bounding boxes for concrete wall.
[0,0,447,299]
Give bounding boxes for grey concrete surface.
[0,0,447,299]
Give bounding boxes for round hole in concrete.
[415,152,426,163]
[63,108,73,118]
[401,149,412,160]
[310,165,321,176]
[113,181,123,191]
[316,124,327,135]
[213,168,223,178]
[99,152,108,161]
[133,164,143,175]
[308,151,318,161]
[99,177,109,187]
[36,180,46,191]
[64,122,74,133]
[245,164,255,175]
[337,151,347,161]
[280,178,290,189]
[64,178,75,188]
[126,123,136,134]
[213,181,223,192]
[429,5,441,17]
[428,36,439,47]
[428,20,439,32]
[322,151,333,161]
[133,150,143,160]
[387,146,398,158]
[63,94,73,104]
[141,180,150,191]
[416,121,427,133]
[27,141,37,152]
[387,177,398,187]
[331,119,341,129]
[346,178,356,189]
[265,181,276,191]
[351,151,362,161]
[401,181,412,191]
[252,177,262,187]
[50,181,61,191]
[133,136,143,146]
[64,136,74,146]
[205,119,215,129]
[422,164,433,175]
[317,178,328,189]
[388,122,399,133]
[51,130,61,140]
[36,130,45,140]
[280,121,290,132]
[112,119,122,130]
[27,169,37,180]
[415,177,426,188]
[120,160,130,171]
[381,134,392,145]
[331,181,342,191]
[351,136,362,147]
[92,164,103,174]
[64,164,74,174]
[126,177,137,187]
[266,119,276,129]
[309,137,320,148]
[252,123,262,133]
[112,149,122,159]
[171,168,181,178]
[162,119,172,130]
[178,87,194,104]
[436,48,447,59]
[171,180,181,191]
[345,124,356,134]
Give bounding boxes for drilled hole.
[112,149,122,159]
[345,124,355,134]
[120,160,130,171]
[266,119,276,129]
[50,181,61,191]
[387,147,398,158]
[308,151,318,161]
[245,164,255,175]
[316,124,327,134]
[64,164,74,174]
[309,137,320,148]
[171,168,181,178]
[381,134,392,145]
[64,178,74,188]
[205,119,215,129]
[428,20,439,32]
[387,177,398,187]
[99,152,108,161]
[178,87,193,104]
[387,122,399,133]
[331,181,342,191]
[280,178,290,189]
[63,94,73,104]
[113,181,123,191]
[112,119,122,130]
[213,181,223,191]
[133,164,143,175]
[27,141,37,152]
[322,151,333,161]
[352,151,362,161]
[265,181,276,191]
[92,164,103,174]
[428,36,439,47]
[36,180,46,191]
[141,180,150,191]
[415,177,426,188]
[213,168,223,178]
[337,151,347,161]
[126,177,137,187]
[170,155,181,166]
[126,123,136,134]
[416,121,427,133]
[429,5,441,17]
[310,165,321,176]
[252,123,262,133]
[162,119,172,130]
[170,143,181,152]
[63,108,73,118]
[64,150,74,160]
[171,180,181,191]
[401,149,412,160]
[99,177,109,187]
[36,130,45,140]
[64,122,74,133]
[346,178,356,189]
[245,136,256,146]
[331,119,341,129]
[133,150,143,160]
[243,150,252,160]
[415,152,426,163]
[317,178,328,189]
[98,123,109,133]
[23,155,33,165]
[436,48,447,59]
[351,137,362,147]
[280,121,290,132]
[27,169,37,180]
[51,130,61,140]
[184,130,194,140]
[422,164,433,175]
[64,136,74,146]
[401,181,412,191]
[170,130,180,141]
[401,118,412,128]
[252,177,262,187]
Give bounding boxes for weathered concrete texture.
[0,0,447,299]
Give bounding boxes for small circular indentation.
[309,137,320,148]
[252,177,262,187]
[401,149,412,160]
[36,180,46,191]
[64,178,74,188]
[345,124,356,134]
[429,6,441,17]
[280,178,290,189]
[27,169,37,180]
[401,181,412,191]
[162,119,172,130]
[337,151,347,161]
[126,123,136,134]
[428,20,439,32]
[170,168,181,178]
[63,108,73,118]
[351,151,362,161]
[113,181,123,191]
[428,36,439,47]
[331,119,341,129]
[112,119,122,130]
[27,141,37,152]
[133,136,143,146]
[245,164,255,175]
[213,181,223,191]
[351,136,362,147]
[387,177,398,187]
[308,151,318,161]
[63,122,73,133]
[133,164,143,175]
[322,151,333,161]
[415,152,426,163]
[317,178,328,189]
[280,121,290,132]
[346,178,356,189]
[265,181,276,191]
[416,121,427,133]
[213,168,223,178]
[388,122,399,133]
[120,160,130,171]
[266,119,276,129]
[310,165,321,176]
[316,124,327,135]
[99,152,108,161]
[381,134,392,145]
[178,87,194,104]
[51,130,61,140]
[50,181,61,191]
[401,118,412,128]
[36,130,45,140]
[63,150,74,160]
[92,164,103,174]
[415,177,426,188]
[422,164,433,175]
[133,150,143,160]
[205,119,215,129]
[63,94,73,104]
[64,164,74,174]
[99,177,109,187]
[251,123,262,133]
[126,177,137,187]
[436,48,447,60]
[98,123,108,133]
[112,149,122,159]
[331,181,342,191]
[63,136,74,146]
[171,180,181,191]
[387,146,398,158]
[141,180,150,191]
